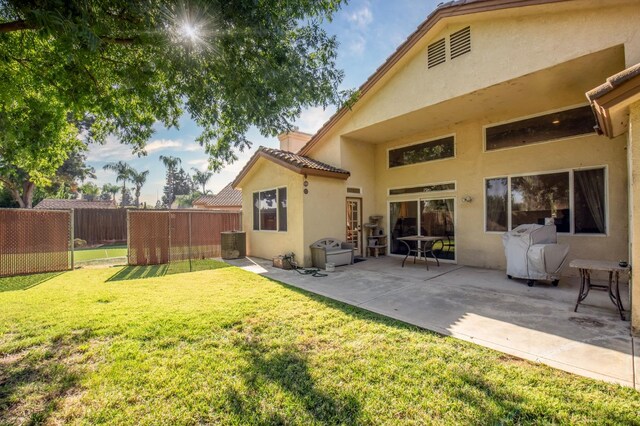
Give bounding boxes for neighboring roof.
[586,62,640,138]
[34,199,116,209]
[299,0,569,156]
[232,146,350,188]
[193,183,242,207]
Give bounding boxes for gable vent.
[449,26,471,59]
[427,38,446,68]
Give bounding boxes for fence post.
[70,209,75,270]
[126,210,130,265]
[188,212,192,272]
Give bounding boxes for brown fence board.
[127,210,241,266]
[0,209,72,277]
[74,208,127,244]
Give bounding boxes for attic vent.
[427,38,446,68]
[449,26,471,59]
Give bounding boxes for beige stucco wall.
[629,101,640,335]
[301,175,347,266]
[305,0,640,153]
[238,158,305,264]
[373,117,628,274]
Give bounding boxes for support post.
[188,212,192,272]
[70,209,74,270]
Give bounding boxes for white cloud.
[187,158,210,171]
[346,4,373,28]
[348,34,367,56]
[145,139,183,153]
[86,135,136,161]
[295,106,335,134]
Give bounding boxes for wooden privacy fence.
[0,209,72,277]
[127,210,242,266]
[73,208,127,244]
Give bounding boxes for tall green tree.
[160,155,191,208]
[102,161,132,207]
[191,168,213,194]
[100,183,119,202]
[129,168,149,208]
[80,182,100,201]
[0,0,350,207]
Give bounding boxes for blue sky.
[87,0,442,205]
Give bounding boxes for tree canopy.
[1,0,348,175]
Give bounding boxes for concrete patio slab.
[225,256,637,389]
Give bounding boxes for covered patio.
[227,256,638,389]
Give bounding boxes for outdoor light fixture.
[462,195,473,203]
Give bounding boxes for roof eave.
[587,67,640,138]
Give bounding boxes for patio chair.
[310,238,355,269]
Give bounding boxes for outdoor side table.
[569,259,629,320]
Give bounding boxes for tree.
[100,183,119,202]
[160,155,181,208]
[102,161,132,207]
[191,168,213,194]
[0,94,83,207]
[0,1,350,190]
[129,168,149,208]
[80,182,100,201]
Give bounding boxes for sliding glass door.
[389,197,456,261]
[421,198,455,260]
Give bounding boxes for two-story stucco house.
[232,0,640,333]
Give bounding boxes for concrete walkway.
[226,256,638,389]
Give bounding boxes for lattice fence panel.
[0,209,72,277]
[127,210,242,266]
[127,211,170,265]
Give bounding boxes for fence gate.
[127,210,242,266]
[0,209,73,277]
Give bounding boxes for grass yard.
[74,245,128,263]
[0,265,639,425]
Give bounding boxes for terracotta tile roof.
[193,183,242,207]
[232,146,350,188]
[34,199,116,209]
[586,62,640,101]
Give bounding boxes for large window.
[485,106,595,151]
[485,168,606,234]
[253,187,287,231]
[388,136,454,168]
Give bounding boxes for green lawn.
[0,266,638,425]
[74,245,128,262]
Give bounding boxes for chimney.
[277,131,312,154]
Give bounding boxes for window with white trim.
[388,136,455,168]
[485,168,606,234]
[253,187,287,231]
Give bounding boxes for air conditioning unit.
[221,231,246,259]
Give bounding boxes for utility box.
[221,231,246,259]
[273,255,293,270]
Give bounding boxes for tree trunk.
[22,181,35,208]
[121,183,126,207]
[135,188,141,208]
[7,180,35,208]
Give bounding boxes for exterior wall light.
[462,195,473,203]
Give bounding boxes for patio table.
[569,259,629,320]
[397,235,444,270]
